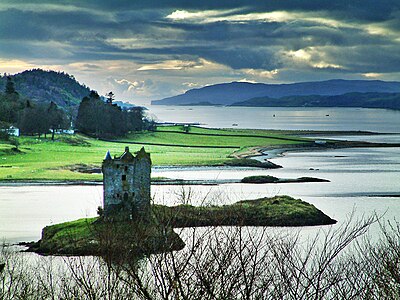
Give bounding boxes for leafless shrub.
[3,205,400,299]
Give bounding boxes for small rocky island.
[28,147,336,256]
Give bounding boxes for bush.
[6,215,400,299]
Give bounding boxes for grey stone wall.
[102,148,151,219]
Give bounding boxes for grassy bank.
[28,216,185,256]
[154,195,336,227]
[28,195,336,256]
[0,126,309,181]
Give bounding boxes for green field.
[0,126,309,181]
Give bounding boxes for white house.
[2,126,20,137]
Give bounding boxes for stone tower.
[102,146,151,218]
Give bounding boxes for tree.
[18,102,49,137]
[106,91,115,104]
[47,101,69,140]
[0,77,23,124]
[76,91,104,136]
[127,106,145,131]
[76,91,130,137]
[5,76,18,96]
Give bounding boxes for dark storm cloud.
[24,0,398,20]
[1,0,400,99]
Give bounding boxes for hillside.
[0,69,90,107]
[231,92,400,110]
[151,80,400,106]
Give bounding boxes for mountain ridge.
[0,69,91,108]
[152,79,400,106]
[231,92,400,110]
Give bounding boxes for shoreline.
[1,140,399,187]
[249,140,400,160]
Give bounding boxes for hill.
[231,92,400,110]
[0,69,90,108]
[151,80,400,106]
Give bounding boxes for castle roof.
[136,147,151,162]
[104,150,112,160]
[119,146,134,162]
[103,146,151,164]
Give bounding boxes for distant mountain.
[152,80,400,106]
[0,69,91,107]
[230,92,400,110]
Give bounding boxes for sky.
[0,0,399,106]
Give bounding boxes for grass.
[33,217,98,255]
[0,126,310,181]
[154,195,336,227]
[30,216,184,256]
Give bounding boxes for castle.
[102,146,151,218]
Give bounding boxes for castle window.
[122,175,126,181]
[132,192,135,197]
[125,166,128,172]
[117,193,120,198]
[124,193,128,201]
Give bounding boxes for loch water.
[1,106,400,243]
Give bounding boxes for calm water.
[1,106,399,243]
[148,106,400,133]
[0,186,102,243]
[2,145,399,243]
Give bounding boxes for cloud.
[165,9,238,22]
[236,78,258,83]
[0,59,36,74]
[363,73,383,78]
[182,82,201,88]
[137,59,204,71]
[0,1,399,101]
[112,78,152,95]
[68,63,102,71]
[165,9,348,28]
[242,69,279,79]
[283,47,344,70]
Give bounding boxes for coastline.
[1,139,399,187]
[247,140,400,160]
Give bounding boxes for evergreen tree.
[5,76,18,95]
[0,77,23,124]
[76,91,145,137]
[76,91,106,136]
[106,91,115,104]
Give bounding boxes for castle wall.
[102,148,151,218]
[133,158,151,214]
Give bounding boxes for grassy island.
[154,195,336,227]
[241,175,330,184]
[28,195,336,256]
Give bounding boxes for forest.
[0,74,150,139]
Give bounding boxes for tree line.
[0,76,152,139]
[76,90,151,138]
[0,76,69,139]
